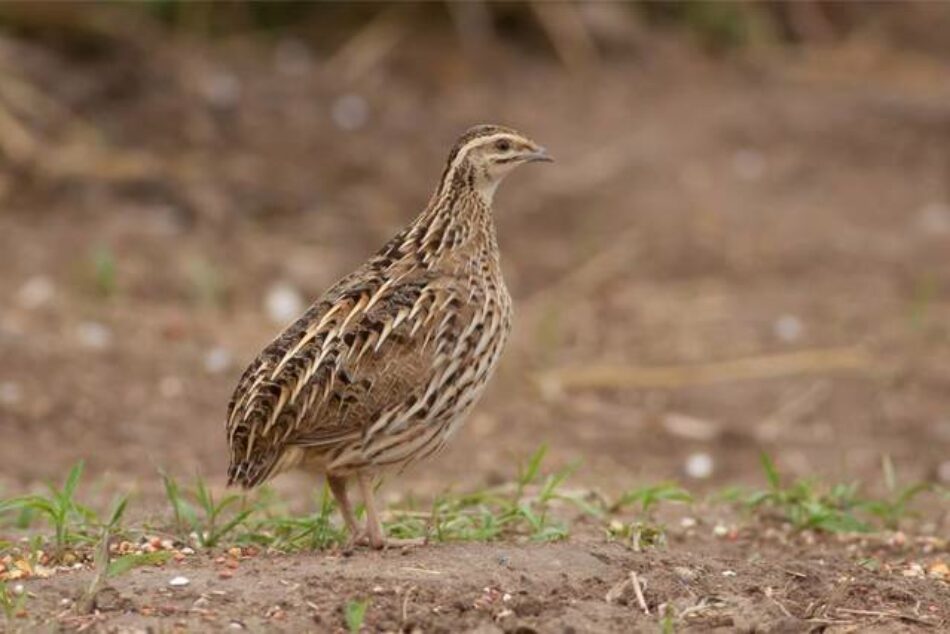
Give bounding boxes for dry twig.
[536,347,879,396]
[401,585,417,624]
[629,571,649,615]
[530,1,598,71]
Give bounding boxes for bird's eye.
[495,139,511,152]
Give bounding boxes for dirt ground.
[1,7,949,632]
[22,532,950,633]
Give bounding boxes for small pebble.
[0,382,22,407]
[204,347,233,374]
[774,314,803,342]
[916,202,950,235]
[928,561,949,580]
[76,321,113,350]
[265,282,304,326]
[732,148,766,181]
[684,452,714,479]
[169,576,191,587]
[17,276,55,309]
[331,94,369,132]
[202,72,241,110]
[721,570,737,577]
[936,460,950,484]
[673,566,698,582]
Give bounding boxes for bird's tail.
[227,446,304,489]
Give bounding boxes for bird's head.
[439,124,552,203]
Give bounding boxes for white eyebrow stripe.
[441,132,512,185]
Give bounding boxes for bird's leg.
[327,474,363,545]
[357,472,386,549]
[356,472,427,550]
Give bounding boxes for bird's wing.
[226,266,476,486]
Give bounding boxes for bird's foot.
[340,533,426,553]
[382,536,427,550]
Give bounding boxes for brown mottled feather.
[226,124,546,490]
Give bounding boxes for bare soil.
[1,10,949,632]
[23,534,950,633]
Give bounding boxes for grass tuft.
[344,598,369,633]
[160,472,253,548]
[0,462,98,557]
[387,445,590,543]
[725,453,932,534]
[610,483,693,515]
[0,448,938,566]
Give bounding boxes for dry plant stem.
[327,6,410,83]
[401,585,417,624]
[629,571,649,615]
[76,528,111,615]
[537,347,878,394]
[530,1,598,70]
[835,607,936,627]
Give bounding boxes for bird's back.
[227,212,511,487]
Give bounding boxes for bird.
[226,124,551,549]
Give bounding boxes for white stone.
[774,314,803,342]
[76,321,113,350]
[202,72,241,109]
[684,452,714,479]
[331,94,369,132]
[204,347,233,374]
[0,381,21,406]
[169,576,191,587]
[265,282,304,326]
[17,276,55,309]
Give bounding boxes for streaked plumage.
[226,124,551,548]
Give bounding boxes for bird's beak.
[525,147,553,163]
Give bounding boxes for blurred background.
[1,2,949,505]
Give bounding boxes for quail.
[227,124,551,549]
